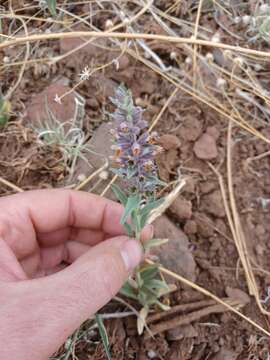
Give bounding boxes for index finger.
[0,189,125,236]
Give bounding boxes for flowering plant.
[109,85,171,333]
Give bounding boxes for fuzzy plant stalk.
[109,85,171,331]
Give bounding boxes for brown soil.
[1,1,270,359]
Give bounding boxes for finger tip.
[141,224,154,242]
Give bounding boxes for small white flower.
[105,19,113,29]
[234,56,244,66]
[3,56,10,64]
[224,50,232,59]
[205,52,214,62]
[170,51,177,60]
[260,4,269,13]
[242,15,251,25]
[112,58,119,71]
[77,173,87,182]
[254,63,263,71]
[233,16,241,24]
[54,94,62,104]
[211,32,221,43]
[216,78,227,89]
[99,170,109,180]
[79,66,91,81]
[185,56,192,65]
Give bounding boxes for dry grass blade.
[146,259,270,338]
[0,176,24,193]
[147,178,186,224]
[192,0,204,88]
[75,160,108,191]
[226,121,270,317]
[1,31,270,59]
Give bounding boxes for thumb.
[11,236,142,359]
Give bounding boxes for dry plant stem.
[192,0,204,88]
[75,160,108,191]
[132,50,270,144]
[2,31,270,59]
[148,299,224,323]
[3,14,30,100]
[226,122,270,317]
[145,302,243,338]
[149,87,179,132]
[100,174,118,197]
[146,259,270,338]
[0,176,24,193]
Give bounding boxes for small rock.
[195,213,215,237]
[117,54,130,70]
[88,98,99,110]
[183,178,196,194]
[153,215,196,282]
[225,287,250,305]
[93,75,118,100]
[200,181,216,194]
[206,126,220,140]
[211,348,239,360]
[147,350,157,359]
[25,83,78,125]
[184,220,197,235]
[158,134,181,150]
[193,133,218,160]
[75,122,113,175]
[201,190,226,217]
[166,324,198,341]
[255,244,264,256]
[169,197,192,220]
[178,117,202,142]
[60,25,106,60]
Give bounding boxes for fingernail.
[121,240,143,271]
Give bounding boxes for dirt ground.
[1,1,270,359]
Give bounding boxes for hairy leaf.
[143,238,168,251]
[95,314,112,360]
[111,184,128,205]
[119,282,138,300]
[120,194,141,225]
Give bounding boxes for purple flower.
[110,85,163,195]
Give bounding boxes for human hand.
[0,189,151,359]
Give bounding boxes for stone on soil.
[169,197,192,220]
[152,215,196,282]
[193,133,218,160]
[25,83,78,125]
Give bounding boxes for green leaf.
[120,194,141,225]
[140,199,164,218]
[123,223,134,237]
[95,314,112,360]
[111,184,127,205]
[46,0,57,16]
[119,282,138,300]
[135,269,144,288]
[143,238,168,251]
[140,264,159,283]
[131,210,141,238]
[139,198,164,228]
[145,279,170,292]
[145,176,167,187]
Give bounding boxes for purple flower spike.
[110,84,163,196]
